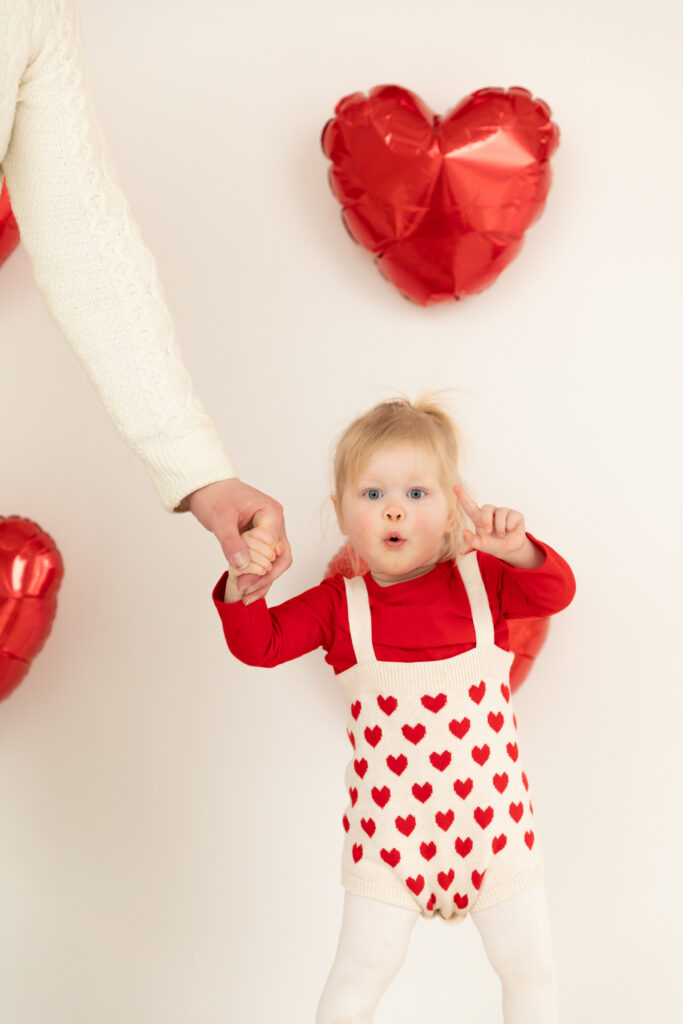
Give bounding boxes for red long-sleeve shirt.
[213,535,575,675]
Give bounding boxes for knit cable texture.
[1,0,236,509]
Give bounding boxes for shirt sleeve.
[212,573,345,668]
[478,533,576,619]
[1,0,236,511]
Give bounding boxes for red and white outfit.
[214,534,575,924]
[339,551,541,922]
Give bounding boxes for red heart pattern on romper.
[378,695,398,715]
[493,773,509,794]
[396,814,416,837]
[421,693,447,713]
[387,754,408,775]
[438,869,454,891]
[474,806,494,829]
[372,786,391,808]
[343,684,538,919]
[365,725,382,747]
[454,778,474,799]
[430,750,452,772]
[435,809,454,831]
[455,836,473,858]
[509,802,524,823]
[381,848,401,867]
[488,712,504,733]
[472,744,490,766]
[469,682,486,704]
[449,717,471,739]
[402,723,426,744]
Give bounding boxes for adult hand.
[223,526,279,604]
[188,478,292,598]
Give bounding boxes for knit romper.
[338,551,544,922]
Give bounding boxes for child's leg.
[315,892,419,1024]
[471,881,559,1024]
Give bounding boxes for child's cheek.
[352,513,374,550]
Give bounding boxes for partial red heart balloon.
[0,180,20,270]
[0,517,64,701]
[325,543,548,692]
[322,85,559,305]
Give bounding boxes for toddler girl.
[213,397,575,1024]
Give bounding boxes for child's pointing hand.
[454,485,544,568]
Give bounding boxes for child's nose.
[383,505,405,522]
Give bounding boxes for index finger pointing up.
[453,484,480,520]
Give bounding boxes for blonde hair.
[332,395,464,560]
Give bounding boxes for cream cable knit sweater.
[0,0,236,511]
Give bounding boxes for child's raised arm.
[454,486,545,569]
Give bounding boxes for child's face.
[333,442,457,585]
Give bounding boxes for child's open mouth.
[384,535,406,549]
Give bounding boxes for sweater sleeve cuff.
[139,426,238,512]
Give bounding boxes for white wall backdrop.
[1,0,682,1021]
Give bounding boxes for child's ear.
[331,494,346,535]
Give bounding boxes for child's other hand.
[224,526,279,603]
[454,485,528,561]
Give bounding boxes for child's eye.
[408,488,426,499]
[364,489,382,500]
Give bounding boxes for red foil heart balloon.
[0,517,64,701]
[325,543,548,691]
[0,180,20,270]
[322,85,559,305]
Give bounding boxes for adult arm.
[1,0,235,512]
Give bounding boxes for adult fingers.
[234,569,265,594]
[217,521,251,570]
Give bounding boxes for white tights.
[315,882,559,1024]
